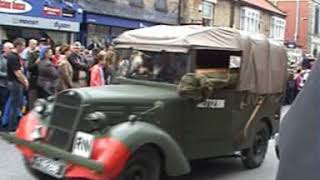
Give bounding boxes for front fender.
[106,121,191,176]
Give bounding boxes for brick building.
[181,0,286,40]
[270,0,320,55]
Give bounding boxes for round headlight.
[86,112,108,130]
[33,99,47,114]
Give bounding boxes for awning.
[85,13,156,29]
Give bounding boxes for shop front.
[82,13,156,48]
[0,0,82,45]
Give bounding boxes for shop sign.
[43,6,61,16]
[0,0,32,14]
[0,13,80,32]
[54,21,71,30]
[62,8,76,18]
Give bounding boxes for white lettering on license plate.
[31,155,65,179]
[197,99,226,109]
[72,131,94,158]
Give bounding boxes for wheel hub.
[253,130,268,156]
[127,166,146,180]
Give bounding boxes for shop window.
[129,0,144,7]
[87,24,110,47]
[155,0,167,12]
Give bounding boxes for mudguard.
[106,121,191,176]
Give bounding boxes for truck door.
[182,50,240,160]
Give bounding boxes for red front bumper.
[13,113,131,180]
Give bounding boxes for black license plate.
[31,155,66,179]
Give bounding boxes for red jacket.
[51,55,60,65]
[90,64,105,87]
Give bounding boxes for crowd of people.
[0,38,116,132]
[284,54,315,105]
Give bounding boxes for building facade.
[270,0,320,55]
[180,0,286,40]
[77,0,180,47]
[0,0,83,45]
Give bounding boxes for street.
[0,106,290,180]
[0,139,278,180]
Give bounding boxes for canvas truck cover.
[114,25,288,94]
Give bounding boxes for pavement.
[0,106,290,180]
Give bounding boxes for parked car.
[0,25,287,180]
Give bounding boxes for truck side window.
[196,50,231,69]
[195,50,241,86]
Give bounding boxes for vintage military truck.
[0,26,287,180]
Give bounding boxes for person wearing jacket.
[51,46,61,65]
[68,42,89,88]
[90,54,106,87]
[57,45,73,92]
[0,42,12,118]
[5,38,29,132]
[23,39,39,110]
[37,47,58,99]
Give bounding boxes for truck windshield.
[117,50,188,84]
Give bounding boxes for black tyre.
[241,122,270,169]
[23,158,56,180]
[117,146,161,180]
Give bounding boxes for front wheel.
[241,122,270,169]
[116,146,161,180]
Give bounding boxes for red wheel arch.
[65,137,131,180]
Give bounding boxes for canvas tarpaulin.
[238,34,288,94]
[114,25,288,94]
[114,25,241,53]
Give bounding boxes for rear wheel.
[117,146,161,180]
[241,122,270,169]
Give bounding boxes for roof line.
[267,0,287,15]
[239,0,287,16]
